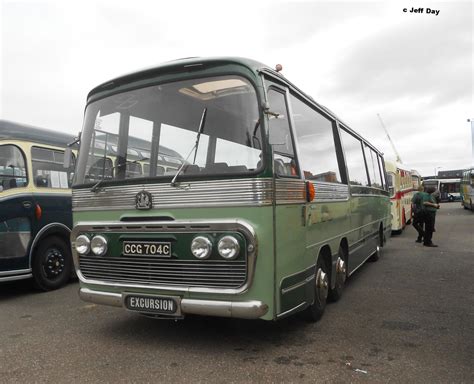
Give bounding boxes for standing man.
[412,185,425,243]
[420,186,441,247]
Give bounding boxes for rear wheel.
[32,236,72,291]
[329,248,347,302]
[369,228,383,262]
[303,257,329,322]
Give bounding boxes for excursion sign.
[124,294,179,315]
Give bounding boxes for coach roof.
[0,120,76,148]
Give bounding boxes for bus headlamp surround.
[75,235,91,255]
[91,235,108,256]
[191,236,212,259]
[218,236,240,260]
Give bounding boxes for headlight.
[75,235,90,255]
[217,236,240,260]
[191,236,212,259]
[91,235,108,256]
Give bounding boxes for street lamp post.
[434,167,442,178]
[468,119,474,165]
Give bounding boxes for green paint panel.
[75,205,277,320]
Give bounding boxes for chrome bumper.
[79,287,268,319]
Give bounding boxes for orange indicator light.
[35,204,42,220]
[306,181,315,202]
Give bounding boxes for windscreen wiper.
[170,108,207,188]
[90,158,149,192]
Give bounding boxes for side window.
[339,129,369,187]
[363,143,383,188]
[290,94,342,183]
[267,88,297,177]
[378,155,387,190]
[32,147,75,188]
[387,172,395,197]
[0,145,28,191]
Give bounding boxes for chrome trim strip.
[181,298,268,319]
[274,180,350,204]
[312,181,350,201]
[275,179,306,204]
[281,275,314,295]
[71,219,257,295]
[0,268,32,276]
[0,273,33,282]
[72,178,275,211]
[78,288,268,319]
[276,301,307,319]
[79,287,122,307]
[72,178,351,211]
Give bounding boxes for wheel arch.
[29,223,71,267]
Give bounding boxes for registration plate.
[124,294,179,315]
[122,241,171,257]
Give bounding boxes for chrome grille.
[79,255,247,288]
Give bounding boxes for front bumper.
[79,287,268,319]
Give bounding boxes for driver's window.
[267,88,297,177]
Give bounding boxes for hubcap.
[315,268,329,303]
[336,257,346,286]
[43,248,65,279]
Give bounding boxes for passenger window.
[339,129,369,187]
[290,94,342,183]
[32,147,75,188]
[0,145,28,191]
[378,155,387,190]
[267,88,297,177]
[363,144,383,188]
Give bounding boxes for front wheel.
[32,236,72,291]
[303,257,329,322]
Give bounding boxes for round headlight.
[75,235,90,255]
[191,236,212,259]
[91,235,108,256]
[217,236,240,260]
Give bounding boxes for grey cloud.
[260,1,384,48]
[322,2,472,108]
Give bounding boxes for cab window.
[0,145,28,191]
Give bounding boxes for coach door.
[0,144,34,274]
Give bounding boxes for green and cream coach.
[71,57,391,321]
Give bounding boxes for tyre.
[329,248,347,302]
[303,256,329,322]
[369,228,383,262]
[32,236,72,291]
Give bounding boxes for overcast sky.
[1,0,472,176]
